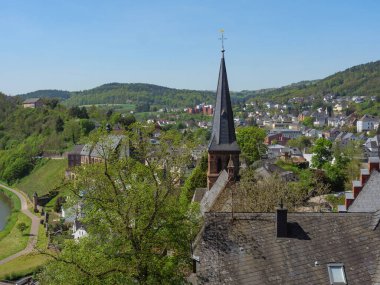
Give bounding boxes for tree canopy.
[236,126,267,165]
[38,126,200,284]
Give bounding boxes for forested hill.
[65,83,216,108]
[254,60,380,102]
[18,89,71,100]
[15,60,380,108]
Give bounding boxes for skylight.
[327,263,347,285]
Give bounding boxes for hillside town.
[2,2,380,284]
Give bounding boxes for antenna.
[219,29,227,54]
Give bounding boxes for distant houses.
[185,103,214,115]
[22,98,44,108]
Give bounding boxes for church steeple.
[208,52,240,152]
[207,50,240,189]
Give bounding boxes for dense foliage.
[236,126,267,165]
[38,127,200,284]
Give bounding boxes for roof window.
[327,263,347,285]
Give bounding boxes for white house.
[72,219,88,240]
[357,115,379,132]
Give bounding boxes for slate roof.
[68,144,84,155]
[80,135,125,158]
[349,171,380,213]
[23,98,41,104]
[193,188,207,203]
[90,135,124,158]
[195,212,380,284]
[208,52,240,153]
[199,170,229,215]
[360,114,378,122]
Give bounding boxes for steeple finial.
[219,29,226,55]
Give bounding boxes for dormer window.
[327,263,347,285]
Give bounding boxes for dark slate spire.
[208,52,240,152]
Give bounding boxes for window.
[327,263,347,285]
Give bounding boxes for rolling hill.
[14,60,380,110]
[252,61,380,102]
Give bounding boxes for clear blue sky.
[1,0,380,95]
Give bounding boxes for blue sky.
[1,0,380,95]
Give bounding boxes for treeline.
[64,83,216,109]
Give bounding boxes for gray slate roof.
[68,144,84,155]
[199,170,229,215]
[23,98,41,104]
[80,135,124,158]
[195,212,380,285]
[349,171,380,212]
[208,53,240,153]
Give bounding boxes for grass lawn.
[16,159,68,199]
[0,213,31,260]
[0,253,50,280]
[0,224,52,281]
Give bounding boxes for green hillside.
[64,83,216,109]
[16,158,67,198]
[13,60,380,109]
[255,61,380,102]
[17,90,71,100]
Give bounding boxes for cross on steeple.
[219,29,227,54]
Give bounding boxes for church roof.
[208,52,240,152]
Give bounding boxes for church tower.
[207,49,240,189]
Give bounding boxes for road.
[0,183,40,265]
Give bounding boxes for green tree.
[3,157,33,184]
[311,138,333,169]
[183,155,207,201]
[63,120,81,144]
[17,222,28,235]
[287,136,312,151]
[39,126,199,285]
[55,117,64,133]
[302,117,314,128]
[236,126,267,165]
[119,114,136,130]
[80,119,95,136]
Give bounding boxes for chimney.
[368,157,380,172]
[352,180,362,198]
[360,169,370,185]
[276,201,288,238]
[345,192,354,208]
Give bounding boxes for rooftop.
[349,171,380,212]
[195,212,380,284]
[23,98,41,104]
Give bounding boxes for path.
[0,183,40,265]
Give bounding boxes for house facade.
[357,114,379,132]
[22,98,44,108]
